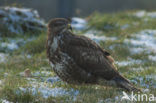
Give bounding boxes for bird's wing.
[62,33,119,80]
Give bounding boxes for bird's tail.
[112,74,141,92]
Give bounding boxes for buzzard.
[46,18,140,91]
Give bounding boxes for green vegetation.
[0,11,156,103]
[88,11,156,36]
[16,32,47,54]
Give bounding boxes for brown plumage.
[46,18,140,91]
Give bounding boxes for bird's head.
[48,18,72,35]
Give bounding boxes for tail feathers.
[113,75,141,92]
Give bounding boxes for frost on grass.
[85,33,117,43]
[135,10,156,18]
[130,47,146,54]
[1,42,18,50]
[18,69,79,99]
[46,77,61,84]
[116,58,142,67]
[0,53,8,63]
[20,77,79,99]
[98,94,124,103]
[124,29,156,54]
[84,29,155,68]
[84,30,117,43]
[120,24,130,30]
[130,67,148,72]
[115,29,156,90]
[0,99,13,103]
[0,6,46,35]
[0,37,35,52]
[131,75,156,89]
[19,86,79,99]
[148,55,156,62]
[71,17,87,30]
[32,70,52,77]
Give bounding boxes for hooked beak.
[68,24,72,31]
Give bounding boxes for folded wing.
[61,33,119,80]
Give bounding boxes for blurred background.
[0,0,156,21]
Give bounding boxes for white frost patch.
[134,11,156,18]
[146,75,156,81]
[19,69,53,78]
[33,71,52,77]
[0,53,8,63]
[121,24,129,30]
[0,6,45,35]
[19,79,79,98]
[22,70,78,99]
[130,67,149,72]
[148,55,156,61]
[85,33,117,43]
[135,11,146,18]
[0,99,13,103]
[116,58,142,66]
[147,12,156,18]
[0,37,35,51]
[4,73,9,77]
[46,77,60,84]
[1,42,18,50]
[26,54,32,59]
[71,17,87,30]
[131,75,156,89]
[116,61,131,66]
[124,29,156,54]
[130,47,146,54]
[19,87,79,98]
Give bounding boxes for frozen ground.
[135,11,156,18]
[71,17,87,30]
[124,30,156,54]
[0,7,46,35]
[19,81,79,99]
[0,53,8,63]
[17,70,79,99]
[85,32,117,43]
[0,99,13,103]
[0,37,35,53]
[0,10,156,102]
[14,28,155,102]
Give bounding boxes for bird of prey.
[46,18,140,91]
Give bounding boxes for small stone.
[24,68,32,77]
